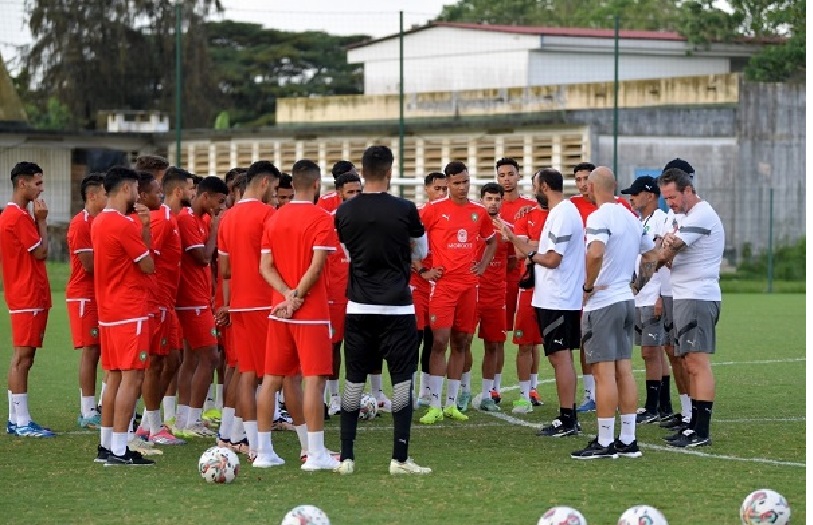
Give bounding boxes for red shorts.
[9,309,49,348]
[99,319,150,371]
[429,280,477,333]
[231,310,270,374]
[176,307,217,349]
[166,309,182,350]
[477,304,507,343]
[505,278,520,331]
[411,284,431,331]
[513,290,543,345]
[265,320,332,377]
[149,310,170,357]
[66,299,99,349]
[219,323,237,368]
[329,301,347,344]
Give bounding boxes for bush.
[736,237,805,281]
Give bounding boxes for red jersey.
[571,195,634,226]
[326,211,349,304]
[513,207,550,275]
[317,192,342,213]
[500,196,537,281]
[91,209,150,323]
[0,202,51,311]
[260,202,336,322]
[151,205,181,309]
[66,210,95,301]
[217,199,276,310]
[176,207,213,308]
[476,230,510,307]
[421,197,495,286]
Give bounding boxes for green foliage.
[213,111,230,129]
[24,96,75,130]
[736,236,805,280]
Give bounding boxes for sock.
[188,407,203,426]
[327,379,339,397]
[340,381,364,461]
[273,392,281,421]
[257,431,273,457]
[176,404,189,428]
[645,379,660,413]
[111,431,128,457]
[679,394,692,421]
[689,399,698,431]
[204,384,215,410]
[418,372,427,398]
[422,372,431,396]
[481,378,494,402]
[530,373,538,389]
[12,393,30,427]
[583,374,595,401]
[7,390,13,423]
[219,407,235,441]
[231,417,244,443]
[493,373,502,393]
[101,426,112,450]
[307,431,325,457]
[391,379,412,462]
[278,390,285,405]
[659,376,673,413]
[445,379,460,408]
[81,395,97,418]
[694,400,713,439]
[559,407,575,426]
[215,384,224,409]
[597,417,614,447]
[295,424,309,455]
[428,375,443,409]
[162,396,177,423]
[619,413,637,445]
[99,382,106,407]
[244,420,258,454]
[370,374,383,398]
[141,410,160,435]
[519,381,530,401]
[461,372,471,394]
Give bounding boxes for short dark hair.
[104,166,139,195]
[336,172,361,189]
[291,159,321,189]
[191,174,203,186]
[277,173,293,190]
[246,160,280,185]
[480,182,505,198]
[80,173,105,203]
[331,160,355,179]
[197,175,229,196]
[537,168,564,192]
[496,157,519,171]
[659,168,694,193]
[11,161,42,187]
[137,171,156,194]
[424,172,446,186]
[134,155,169,174]
[444,161,467,176]
[162,167,191,193]
[573,162,596,174]
[361,146,393,181]
[225,167,247,185]
[663,158,695,175]
[233,173,248,195]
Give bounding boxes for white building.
[347,22,762,95]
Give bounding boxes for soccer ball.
[740,489,791,525]
[537,506,587,525]
[618,505,668,525]
[198,446,240,484]
[358,393,378,420]
[281,504,330,525]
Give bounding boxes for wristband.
[582,284,594,293]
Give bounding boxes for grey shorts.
[581,300,634,365]
[672,299,721,356]
[662,296,674,345]
[634,305,666,346]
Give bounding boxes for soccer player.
[257,159,338,471]
[66,174,107,429]
[620,176,671,423]
[325,171,362,415]
[276,174,294,209]
[174,176,228,437]
[334,145,430,475]
[419,161,497,424]
[134,155,169,184]
[571,167,657,460]
[92,166,155,465]
[318,160,357,212]
[658,167,724,448]
[0,161,54,437]
[218,160,280,461]
[496,168,584,437]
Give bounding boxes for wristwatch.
[526,250,537,262]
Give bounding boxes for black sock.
[645,380,660,413]
[339,382,364,461]
[694,400,713,439]
[391,379,413,462]
[689,399,698,430]
[560,407,575,426]
[659,376,673,414]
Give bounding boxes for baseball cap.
[621,176,659,195]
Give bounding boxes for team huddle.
[0,146,724,469]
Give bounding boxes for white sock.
[418,372,427,397]
[219,407,235,440]
[461,371,471,394]
[143,410,161,436]
[215,384,224,409]
[257,431,273,457]
[244,420,258,454]
[597,417,615,447]
[370,374,383,398]
[583,375,595,401]
[295,424,308,455]
[422,372,431,396]
[231,417,245,443]
[81,395,97,418]
[530,373,538,389]
[273,392,281,421]
[188,407,203,426]
[680,394,692,420]
[176,404,189,428]
[162,396,177,423]
[493,373,502,392]
[619,413,637,445]
[111,431,128,457]
[307,431,325,457]
[204,384,215,410]
[101,426,112,449]
[7,390,14,423]
[519,381,530,401]
[99,381,106,407]
[445,379,460,408]
[278,390,285,404]
[12,393,30,427]
[481,378,494,401]
[327,379,339,397]
[429,375,444,409]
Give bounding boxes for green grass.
[0,264,805,525]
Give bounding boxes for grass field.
[0,265,805,525]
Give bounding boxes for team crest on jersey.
[471,213,479,222]
[139,350,148,362]
[211,328,218,337]
[643,225,650,233]
[90,328,99,338]
[457,229,468,243]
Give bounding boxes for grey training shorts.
[662,296,675,346]
[581,300,634,365]
[672,299,721,356]
[634,305,666,347]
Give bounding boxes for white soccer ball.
[358,393,378,420]
[281,504,330,525]
[198,446,240,484]
[740,489,791,525]
[618,505,668,525]
[537,506,587,525]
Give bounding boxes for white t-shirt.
[584,202,654,312]
[532,199,585,311]
[671,200,724,301]
[659,210,683,297]
[634,208,667,307]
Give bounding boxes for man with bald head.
[571,167,658,460]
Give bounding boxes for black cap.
[621,176,659,195]
[663,158,695,175]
